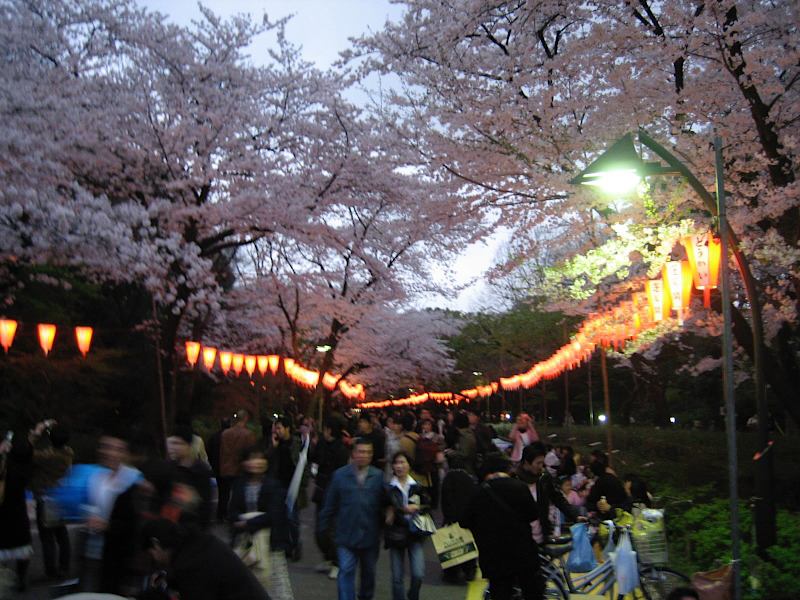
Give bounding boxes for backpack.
[415,436,440,473]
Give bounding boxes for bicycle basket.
[632,509,668,564]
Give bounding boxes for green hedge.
[666,499,800,600]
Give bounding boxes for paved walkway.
[8,504,485,600]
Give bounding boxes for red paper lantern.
[219,351,232,375]
[232,354,244,376]
[0,319,18,353]
[257,355,268,376]
[663,260,694,311]
[681,233,722,308]
[646,279,671,322]
[185,341,200,366]
[202,347,217,371]
[75,326,93,357]
[38,324,56,356]
[244,355,256,378]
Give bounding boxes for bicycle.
[538,511,690,600]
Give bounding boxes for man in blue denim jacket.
[317,438,385,600]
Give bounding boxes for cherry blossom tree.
[354,0,800,430]
[0,0,482,426]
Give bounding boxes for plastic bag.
[566,522,598,573]
[410,513,436,536]
[611,529,638,595]
[601,520,616,560]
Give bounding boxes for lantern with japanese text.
[681,233,722,308]
[0,319,18,353]
[663,260,694,323]
[646,279,672,322]
[75,326,93,357]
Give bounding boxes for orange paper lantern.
[185,341,200,366]
[202,347,217,371]
[75,326,93,357]
[663,261,694,311]
[38,324,57,356]
[268,355,280,374]
[0,319,18,353]
[232,354,244,376]
[244,355,256,377]
[219,351,232,375]
[257,355,268,376]
[645,279,671,322]
[681,233,722,308]
[284,357,295,373]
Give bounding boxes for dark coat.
[167,530,269,600]
[586,470,627,519]
[172,460,213,529]
[228,475,291,551]
[440,469,478,525]
[459,476,539,579]
[0,435,32,550]
[310,436,350,504]
[205,430,223,478]
[383,479,431,549]
[516,468,579,539]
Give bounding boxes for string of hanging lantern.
[354,231,722,409]
[182,340,366,402]
[0,319,95,357]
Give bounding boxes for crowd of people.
[0,406,658,600]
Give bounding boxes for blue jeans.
[337,545,378,600]
[390,540,425,600]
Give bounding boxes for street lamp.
[570,130,762,600]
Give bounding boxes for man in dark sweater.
[460,453,542,600]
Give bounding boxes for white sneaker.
[314,561,331,573]
[327,566,339,580]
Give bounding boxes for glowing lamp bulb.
[598,414,607,423]
[580,169,641,195]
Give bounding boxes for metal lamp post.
[568,131,765,600]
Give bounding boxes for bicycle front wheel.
[639,566,690,600]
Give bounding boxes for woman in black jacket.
[228,446,293,600]
[384,451,431,600]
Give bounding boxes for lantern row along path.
[14,491,480,600]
